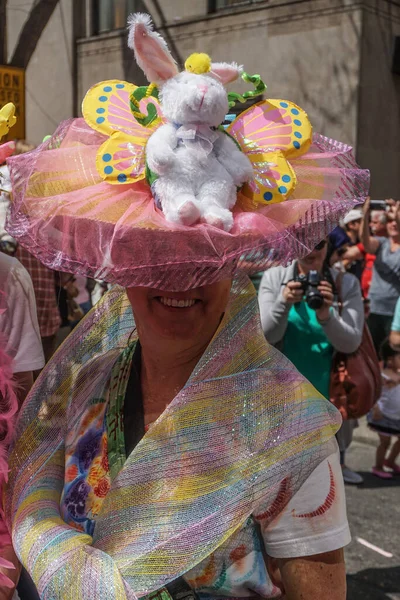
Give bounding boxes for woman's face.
[126,279,232,345]
[386,216,399,239]
[298,240,328,273]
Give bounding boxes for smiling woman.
[4,12,369,600]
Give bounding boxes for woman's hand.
[315,280,334,321]
[282,281,303,305]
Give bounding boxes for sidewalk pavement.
[352,416,379,447]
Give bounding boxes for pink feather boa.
[0,326,18,587]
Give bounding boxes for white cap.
[343,209,363,225]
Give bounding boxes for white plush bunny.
[128,13,253,232]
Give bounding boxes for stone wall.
[357,1,400,197]
[159,0,363,148]
[6,0,75,145]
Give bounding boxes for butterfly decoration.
[0,103,17,140]
[82,77,312,207]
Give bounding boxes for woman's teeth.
[159,297,197,308]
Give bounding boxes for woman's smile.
[156,296,200,309]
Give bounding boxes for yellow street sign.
[0,66,25,140]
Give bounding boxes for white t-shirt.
[378,381,400,421]
[263,439,350,558]
[0,253,45,373]
[187,437,350,597]
[0,165,15,244]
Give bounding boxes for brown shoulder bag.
[329,272,381,419]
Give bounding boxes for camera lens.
[306,292,324,310]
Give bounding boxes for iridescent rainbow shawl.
[6,275,341,599]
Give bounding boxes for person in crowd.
[361,198,400,355]
[15,247,61,364]
[343,208,363,245]
[341,207,387,302]
[390,296,400,351]
[4,17,370,599]
[0,252,45,403]
[0,141,16,257]
[258,233,364,485]
[370,209,388,237]
[367,339,400,479]
[342,209,364,280]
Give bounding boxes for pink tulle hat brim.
[6,119,369,291]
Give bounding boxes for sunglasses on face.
[314,240,327,250]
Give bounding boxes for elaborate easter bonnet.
[6,15,369,290]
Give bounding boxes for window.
[95,0,144,33]
[209,0,266,11]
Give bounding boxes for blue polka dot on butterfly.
[291,108,300,115]
[280,102,289,108]
[103,86,112,92]
[118,174,127,183]
[282,175,291,183]
[278,186,288,194]
[96,108,105,114]
[104,166,113,175]
[294,119,302,126]
[263,192,273,201]
[96,117,105,124]
[99,96,108,102]
[294,131,302,139]
[116,84,125,89]
[102,154,112,162]
[293,141,301,149]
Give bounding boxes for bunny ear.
[128,13,179,84]
[210,62,243,85]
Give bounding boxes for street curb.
[352,432,379,447]
[352,417,379,447]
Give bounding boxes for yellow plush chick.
[0,103,17,139]
[185,53,212,75]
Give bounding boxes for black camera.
[294,270,324,310]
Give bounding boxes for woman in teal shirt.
[258,231,364,484]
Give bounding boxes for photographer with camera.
[258,234,364,484]
[360,197,400,355]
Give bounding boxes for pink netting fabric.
[0,293,18,589]
[6,118,369,291]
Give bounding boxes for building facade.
[5,0,400,196]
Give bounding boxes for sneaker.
[342,466,364,484]
[372,467,393,480]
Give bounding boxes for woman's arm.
[361,197,380,254]
[341,245,363,262]
[319,274,364,353]
[277,549,346,600]
[390,330,400,351]
[258,267,297,345]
